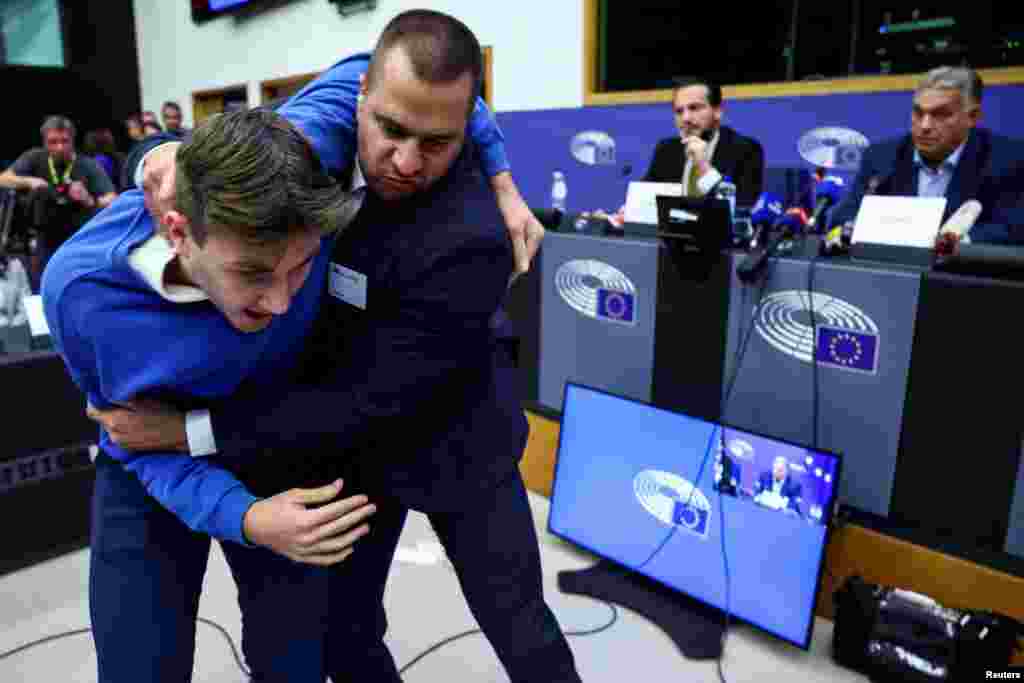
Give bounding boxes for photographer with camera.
[0,115,117,290]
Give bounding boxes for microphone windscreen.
[939,199,983,238]
[750,192,784,226]
[531,208,564,230]
[778,207,809,233]
[816,175,846,206]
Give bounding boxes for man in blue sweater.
[42,110,381,682]
[95,10,581,682]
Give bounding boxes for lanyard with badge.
[48,154,75,203]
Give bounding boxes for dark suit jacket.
[208,148,527,511]
[642,125,765,207]
[830,128,1024,244]
[756,472,802,512]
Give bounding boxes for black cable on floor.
[0,617,251,676]
[397,601,619,676]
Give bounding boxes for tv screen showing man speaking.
[549,383,842,649]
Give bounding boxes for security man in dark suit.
[831,66,1024,244]
[94,10,580,682]
[642,75,766,207]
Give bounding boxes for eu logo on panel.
[596,288,636,326]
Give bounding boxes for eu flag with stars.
[596,288,636,325]
[815,325,879,374]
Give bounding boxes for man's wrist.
[241,500,263,547]
[490,171,518,197]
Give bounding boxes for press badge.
[328,263,367,309]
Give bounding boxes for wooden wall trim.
[259,71,321,93]
[191,83,247,100]
[519,411,560,499]
[583,66,1024,106]
[482,46,494,108]
[581,0,599,104]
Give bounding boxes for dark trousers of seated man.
[320,341,579,683]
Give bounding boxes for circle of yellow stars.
[828,332,863,366]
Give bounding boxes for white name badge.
[328,263,367,309]
[852,195,948,249]
[624,181,682,225]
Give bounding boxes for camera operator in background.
[0,116,117,291]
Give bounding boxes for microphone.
[820,221,854,256]
[934,199,983,257]
[806,175,845,232]
[748,192,784,249]
[865,171,897,197]
[531,208,564,230]
[938,199,983,239]
[737,207,808,283]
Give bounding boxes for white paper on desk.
[22,295,50,337]
[623,181,682,225]
[852,195,948,248]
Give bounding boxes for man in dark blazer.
[755,456,803,514]
[95,10,580,682]
[642,76,765,207]
[831,66,1024,244]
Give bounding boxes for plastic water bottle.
[551,171,567,212]
[716,175,737,222]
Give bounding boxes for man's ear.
[968,105,982,127]
[162,210,192,256]
[358,73,368,101]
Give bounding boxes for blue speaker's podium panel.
[516,223,1024,567]
[539,231,659,411]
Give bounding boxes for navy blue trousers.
[324,469,581,683]
[88,452,331,682]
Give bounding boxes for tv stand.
[558,560,726,659]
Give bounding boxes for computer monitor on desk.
[655,195,731,256]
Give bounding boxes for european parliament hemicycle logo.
[797,126,869,171]
[634,470,711,539]
[556,259,637,323]
[754,290,880,374]
[571,130,617,166]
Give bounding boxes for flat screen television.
[191,0,296,23]
[548,382,843,649]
